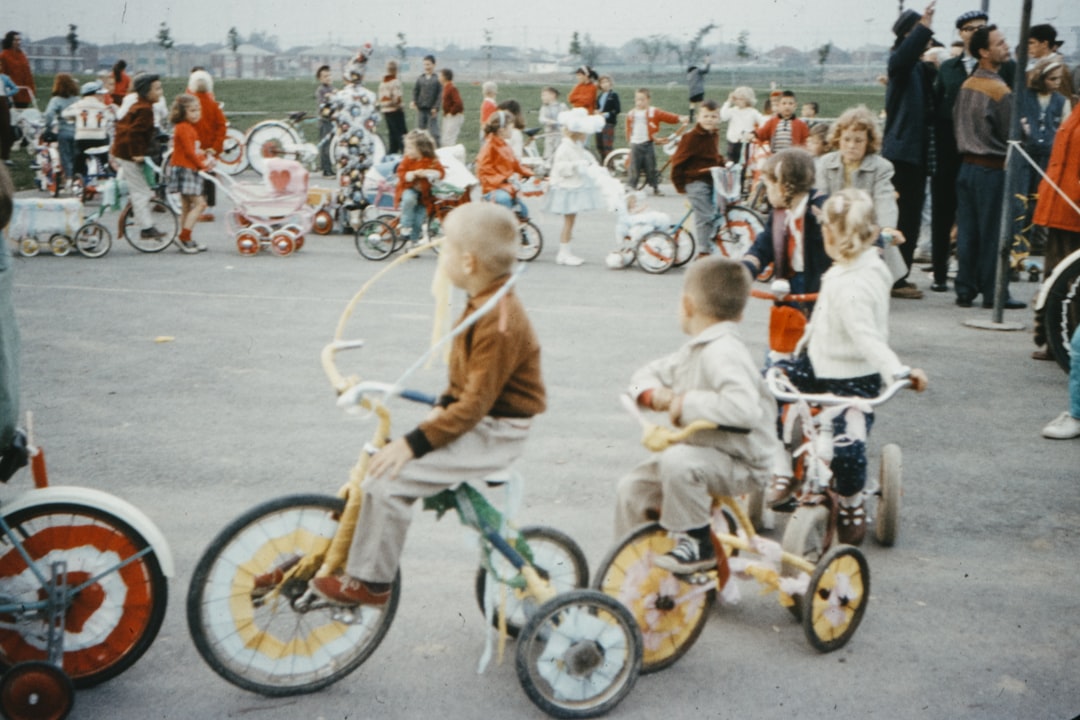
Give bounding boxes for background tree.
[157,22,174,76]
[156,22,174,50]
[579,33,601,68]
[736,30,751,61]
[637,35,667,75]
[395,32,407,63]
[227,27,240,79]
[817,41,832,81]
[247,30,280,53]
[66,24,78,56]
[667,23,716,67]
[569,32,581,59]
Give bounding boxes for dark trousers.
[596,124,616,161]
[930,151,959,286]
[384,110,407,155]
[318,119,334,175]
[890,160,927,286]
[628,141,657,191]
[955,162,1007,302]
[0,98,13,161]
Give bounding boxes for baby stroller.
[203,158,315,256]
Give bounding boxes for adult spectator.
[815,105,898,236]
[1028,24,1074,103]
[0,32,34,108]
[188,69,226,221]
[882,5,936,300]
[439,68,463,147]
[111,60,131,106]
[1031,101,1080,359]
[568,66,597,112]
[411,55,440,145]
[953,24,1024,310]
[0,58,16,166]
[931,10,1015,294]
[378,60,406,156]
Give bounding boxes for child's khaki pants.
[345,417,531,584]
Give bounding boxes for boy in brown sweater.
[671,100,725,258]
[312,203,546,606]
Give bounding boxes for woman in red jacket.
[167,94,215,252]
[0,33,34,108]
[568,66,598,113]
[476,110,533,219]
[188,69,226,221]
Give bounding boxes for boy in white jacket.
[614,258,781,572]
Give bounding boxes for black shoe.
[930,282,948,292]
[140,227,166,240]
[956,297,974,308]
[983,298,1027,310]
[653,533,716,574]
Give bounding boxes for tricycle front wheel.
[802,544,870,653]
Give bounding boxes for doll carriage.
[203,158,315,256]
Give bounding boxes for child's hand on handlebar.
[908,368,929,392]
[368,438,415,479]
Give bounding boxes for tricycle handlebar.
[765,367,910,407]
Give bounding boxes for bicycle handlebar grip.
[400,389,437,406]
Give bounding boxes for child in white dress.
[544,107,607,266]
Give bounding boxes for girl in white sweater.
[720,86,763,163]
[768,188,927,544]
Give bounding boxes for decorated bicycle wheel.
[186,494,400,696]
[715,205,764,259]
[0,502,168,688]
[592,523,714,673]
[802,545,869,653]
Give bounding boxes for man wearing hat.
[882,2,937,300]
[928,9,1015,293]
[63,80,115,181]
[1029,24,1075,102]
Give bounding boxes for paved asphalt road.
[5,177,1078,719]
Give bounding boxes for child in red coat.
[395,129,444,246]
[167,94,215,252]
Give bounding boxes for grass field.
[8,77,886,191]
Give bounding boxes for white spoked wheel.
[715,205,764,260]
[874,444,902,546]
[516,590,642,719]
[48,234,72,257]
[517,221,543,262]
[246,122,301,176]
[186,494,400,696]
[217,127,248,175]
[121,199,179,253]
[671,226,696,267]
[635,231,676,274]
[18,238,40,257]
[73,222,112,258]
[474,526,588,638]
[603,149,630,181]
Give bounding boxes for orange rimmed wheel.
[0,503,167,688]
[269,229,296,257]
[311,210,333,236]
[235,230,261,256]
[0,661,74,720]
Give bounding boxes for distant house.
[22,36,99,75]
[211,43,275,79]
[274,45,354,79]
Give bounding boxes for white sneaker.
[1042,412,1080,439]
[556,248,584,266]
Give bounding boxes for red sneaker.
[309,575,391,607]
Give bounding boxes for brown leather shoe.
[836,502,867,545]
[766,475,800,509]
[309,575,391,607]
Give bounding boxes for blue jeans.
[1071,325,1080,419]
[484,190,529,220]
[58,132,76,179]
[955,162,1007,302]
[398,188,427,241]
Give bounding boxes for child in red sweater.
[167,94,214,252]
[395,129,444,247]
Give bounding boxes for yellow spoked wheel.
[592,523,714,673]
[186,494,400,696]
[802,544,869,653]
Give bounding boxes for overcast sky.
[9,0,1080,54]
